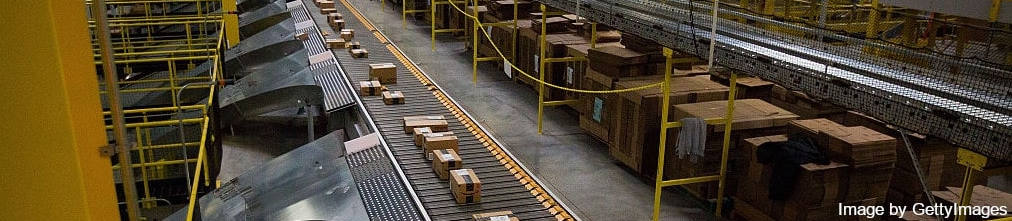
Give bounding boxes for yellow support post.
[432,0,437,51]
[990,0,1004,22]
[863,0,880,53]
[651,47,676,221]
[0,0,121,220]
[472,0,479,85]
[590,22,598,48]
[714,72,737,217]
[651,48,735,220]
[537,4,548,134]
[223,0,239,48]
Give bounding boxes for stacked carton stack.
[489,0,533,20]
[561,42,623,112]
[577,46,651,144]
[733,118,898,220]
[768,85,846,119]
[489,19,532,78]
[829,111,968,207]
[709,70,774,100]
[609,74,729,176]
[541,34,588,101]
[664,99,800,198]
[735,135,852,221]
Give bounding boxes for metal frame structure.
[650,47,737,220]
[430,0,469,50]
[534,4,588,134]
[89,0,237,220]
[461,0,519,84]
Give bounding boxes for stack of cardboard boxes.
[733,118,898,220]
[665,99,800,199]
[829,111,971,208]
[609,74,729,176]
[403,117,483,205]
[768,85,846,119]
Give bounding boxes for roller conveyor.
[286,0,579,220]
[537,0,1012,161]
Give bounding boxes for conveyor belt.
[537,0,1012,160]
[286,0,357,111]
[295,0,579,220]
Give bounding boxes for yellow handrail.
[184,23,224,221]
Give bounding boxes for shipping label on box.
[432,149,462,179]
[382,91,404,105]
[359,81,382,96]
[424,136,459,159]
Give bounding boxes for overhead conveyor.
[534,0,1012,161]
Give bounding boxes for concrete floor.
[345,0,710,220]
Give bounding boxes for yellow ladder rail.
[651,47,737,220]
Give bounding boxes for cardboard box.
[424,136,459,159]
[340,29,355,41]
[295,32,309,41]
[786,118,897,202]
[561,42,624,112]
[321,7,336,14]
[369,63,397,84]
[432,149,462,179]
[328,13,343,21]
[769,85,846,119]
[347,41,361,50]
[531,16,569,33]
[309,52,333,65]
[350,48,368,58]
[609,75,729,174]
[620,32,662,53]
[450,169,482,204]
[404,119,449,134]
[319,0,335,9]
[472,211,519,221]
[578,68,618,143]
[325,38,346,49]
[709,72,773,100]
[663,99,800,198]
[489,0,533,20]
[382,91,404,105]
[359,81,382,96]
[330,19,346,30]
[413,127,454,147]
[588,46,648,68]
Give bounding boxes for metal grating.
[348,146,426,221]
[288,1,358,111]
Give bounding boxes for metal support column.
[93,0,141,219]
[223,0,239,48]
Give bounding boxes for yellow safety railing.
[92,0,228,216]
[444,2,738,219]
[183,21,227,221]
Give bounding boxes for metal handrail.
[183,23,224,221]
